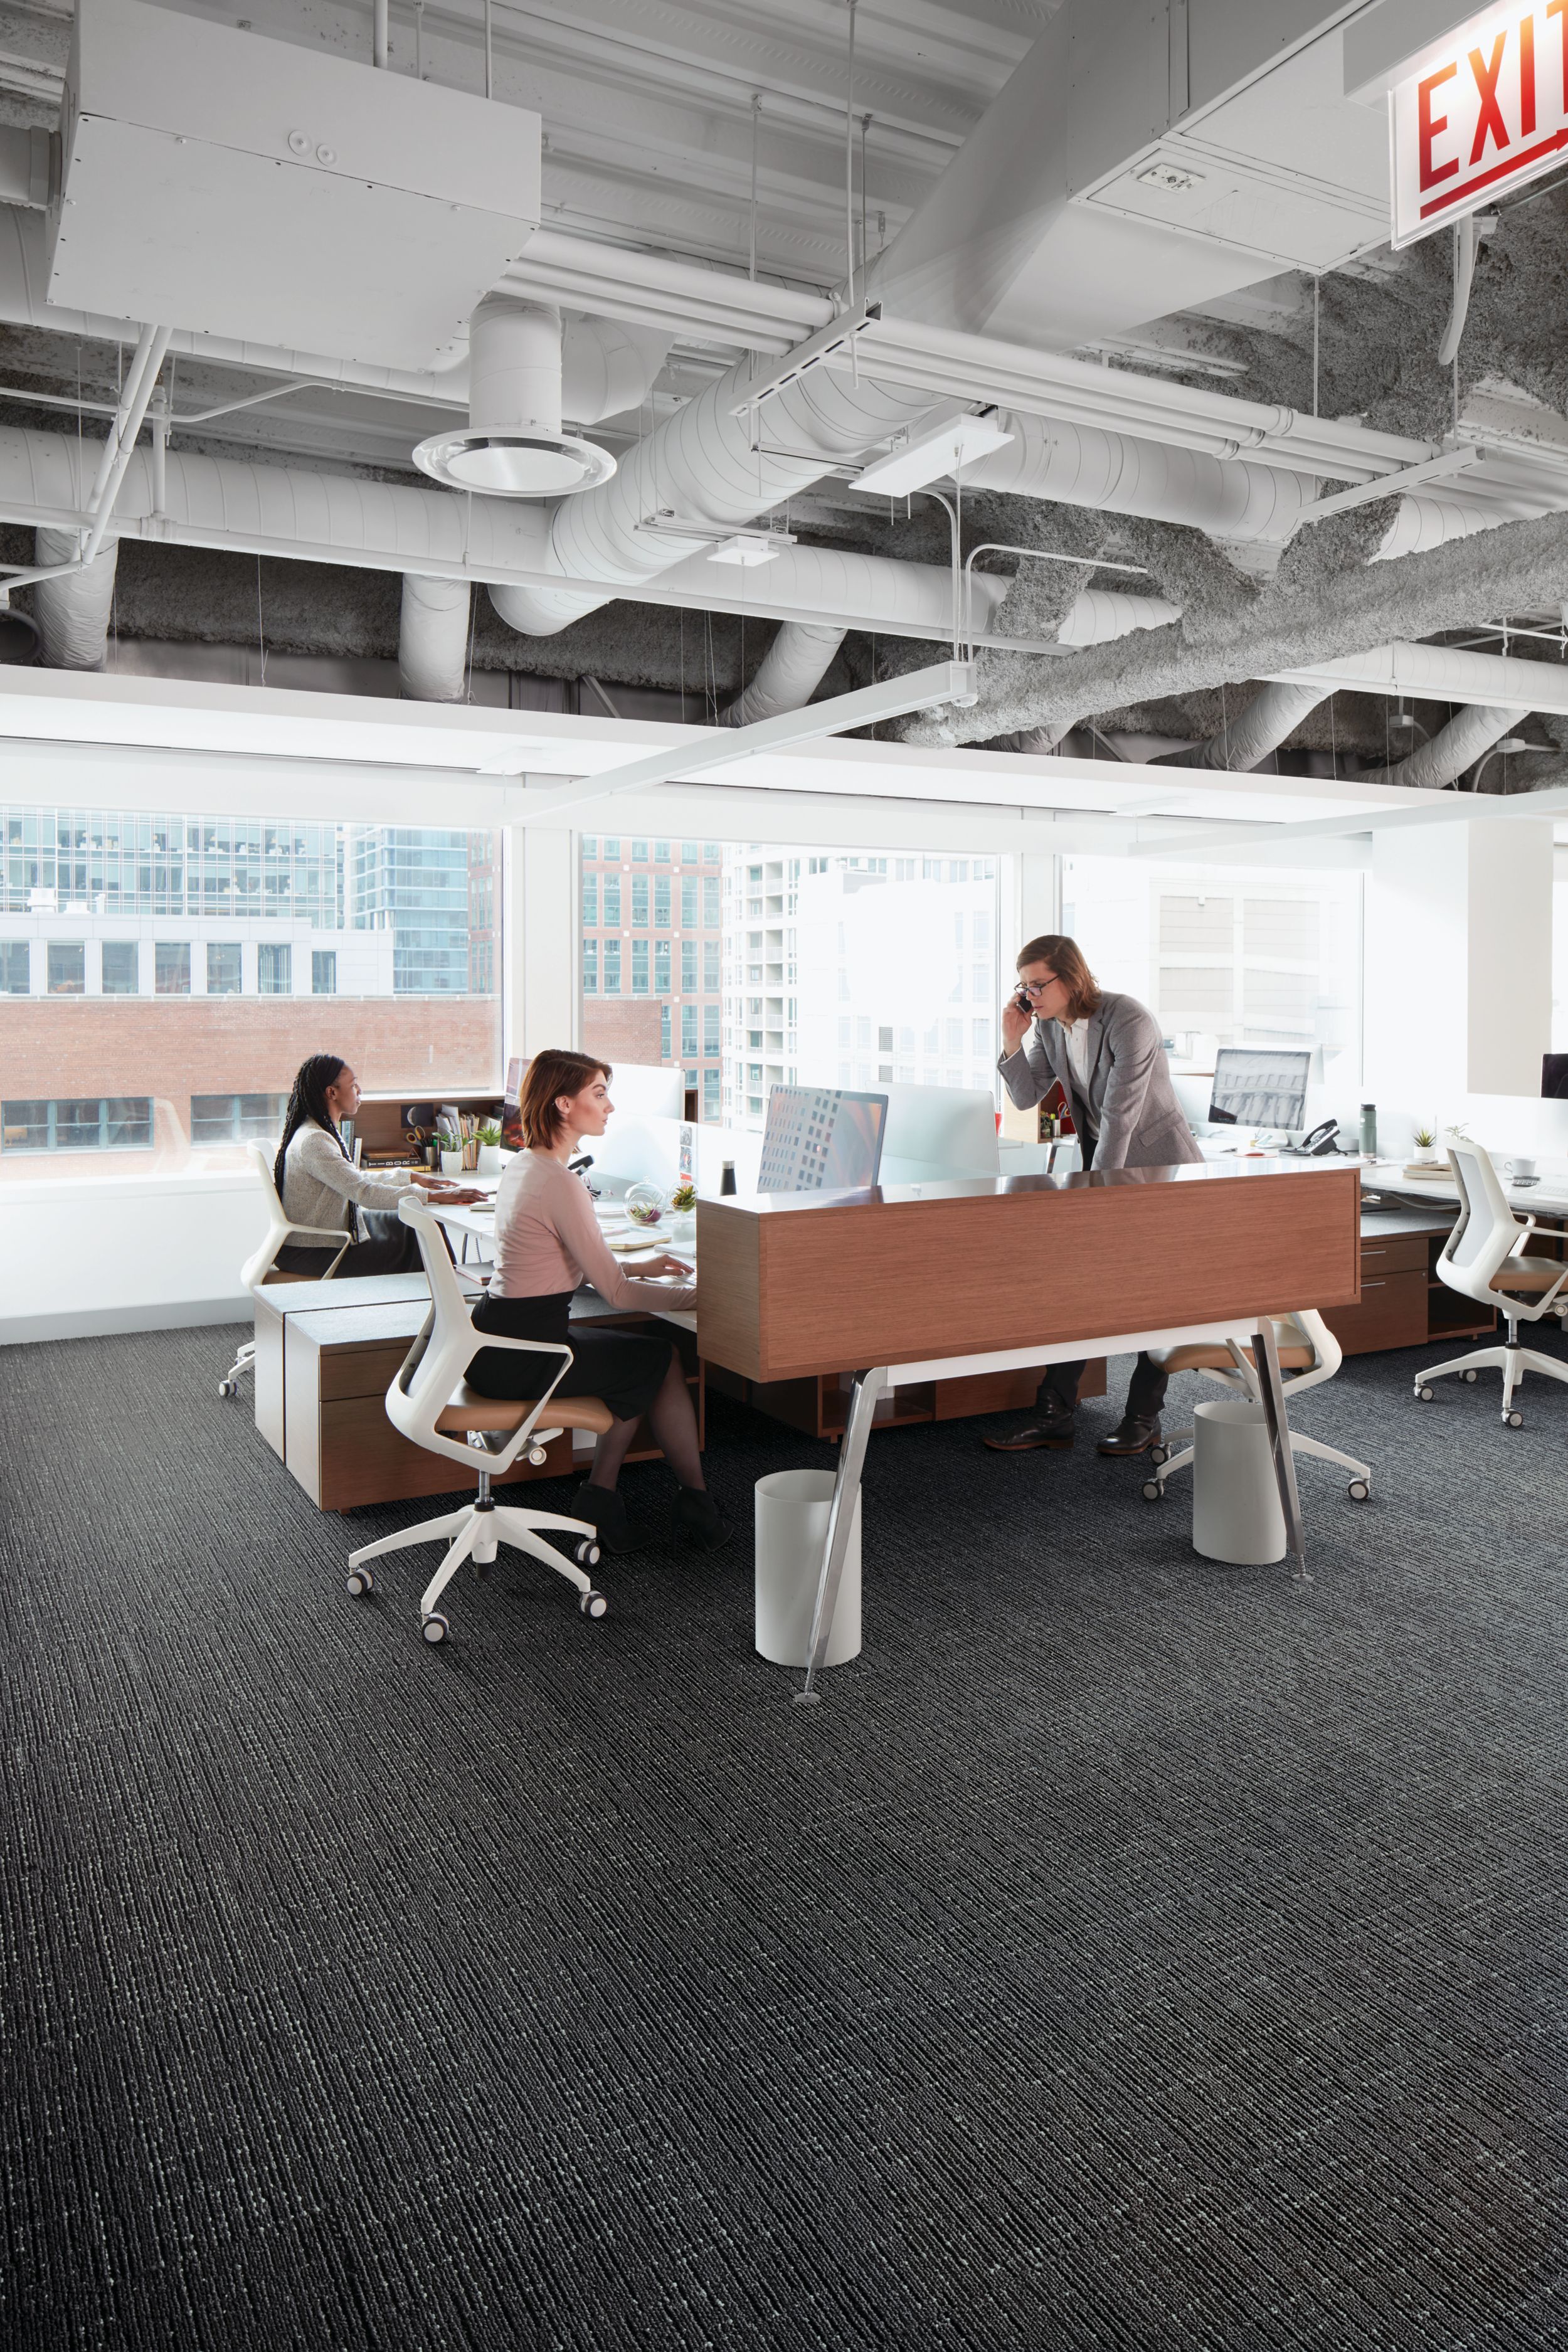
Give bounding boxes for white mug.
[1507,1157,1538,1182]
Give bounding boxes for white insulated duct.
[399,575,470,702]
[1355,704,1518,789]
[1155,681,1330,771]
[33,525,118,669]
[963,415,1315,544]
[723,623,845,726]
[413,298,617,496]
[1054,590,1179,645]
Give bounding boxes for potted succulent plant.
[476,1120,504,1175]
[1412,1122,1440,1165]
[437,1125,464,1177]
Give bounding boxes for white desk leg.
[795,1365,886,1707]
[1252,1322,1308,1579]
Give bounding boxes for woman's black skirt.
[467,1290,672,1421]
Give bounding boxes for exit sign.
[1392,1,1568,244]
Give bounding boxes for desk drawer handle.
[1362,1279,1386,1289]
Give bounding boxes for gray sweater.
[281,1121,415,1236]
[999,990,1201,1172]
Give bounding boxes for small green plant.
[1412,1123,1437,1150]
[477,1121,503,1147]
[435,1126,461,1153]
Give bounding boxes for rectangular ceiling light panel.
[856,415,1015,497]
[51,0,541,370]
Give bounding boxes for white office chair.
[1415,1131,1568,1426]
[1140,1308,1372,1503]
[346,1195,613,1644]
[218,1141,354,1397]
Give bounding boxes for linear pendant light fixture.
[855,412,1014,497]
[496,659,978,812]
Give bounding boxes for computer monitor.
[1208,1047,1311,1133]
[758,1085,887,1194]
[879,1081,1000,1183]
[1543,1053,1568,1099]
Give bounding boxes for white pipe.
[33,527,117,669]
[1154,680,1329,772]
[399,575,470,702]
[81,324,172,564]
[723,623,844,725]
[1356,703,1517,789]
[470,297,564,438]
[373,0,389,68]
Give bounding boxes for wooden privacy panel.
[697,1166,1360,1384]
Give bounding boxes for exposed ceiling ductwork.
[412,298,617,499]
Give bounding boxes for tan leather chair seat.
[1155,1339,1315,1374]
[1490,1255,1566,1293]
[261,1269,317,1286]
[435,1382,615,1436]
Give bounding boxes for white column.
[1365,817,1553,1131]
[506,823,578,1061]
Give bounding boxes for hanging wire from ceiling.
[750,93,761,283]
[844,0,857,308]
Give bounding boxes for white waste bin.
[754,1470,862,1667]
[1192,1397,1287,1566]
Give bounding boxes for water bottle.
[720,1160,737,1195]
[1359,1103,1377,1158]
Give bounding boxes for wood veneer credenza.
[695,1161,1362,1386]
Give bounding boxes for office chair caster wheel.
[218,1379,236,1397]
[580,1589,608,1619]
[1347,1479,1370,1503]
[527,1445,548,1466]
[1149,1444,1168,1466]
[421,1611,449,1644]
[1140,1478,1165,1503]
[1505,1409,1524,1428]
[346,1565,374,1596]
[1416,1384,1435,1402]
[574,1539,600,1568]
[1461,1369,1479,1382]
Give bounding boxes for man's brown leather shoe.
[1096,1415,1162,1458]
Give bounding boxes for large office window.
[1061,856,1363,1092]
[578,837,726,1113]
[257,943,291,996]
[191,1092,288,1145]
[48,942,85,995]
[3,1097,153,1153]
[156,942,191,995]
[0,804,504,1184]
[206,942,242,995]
[718,845,1008,1126]
[102,941,139,995]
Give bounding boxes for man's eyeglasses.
[1019,977,1059,997]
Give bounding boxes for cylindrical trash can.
[1192,1398,1287,1565]
[755,1470,862,1666]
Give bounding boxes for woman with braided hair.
[272,1053,482,1278]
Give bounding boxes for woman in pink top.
[469,1049,726,1555]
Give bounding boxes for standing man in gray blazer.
[985,931,1202,1459]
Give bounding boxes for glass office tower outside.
[719,847,1006,1127]
[578,835,724,1117]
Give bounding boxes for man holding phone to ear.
[985,932,1201,1459]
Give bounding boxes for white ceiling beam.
[1129,783,1568,863]
[1268,641,1568,712]
[509,660,980,812]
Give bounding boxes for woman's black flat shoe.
[572,1484,641,1554]
[675,1487,731,1554]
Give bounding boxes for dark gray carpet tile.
[2,1323,1565,2352]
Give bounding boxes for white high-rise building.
[721,845,1005,1128]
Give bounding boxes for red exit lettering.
[1419,60,1458,186]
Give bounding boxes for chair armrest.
[1510,1213,1539,1241]
[283,1220,359,1246]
